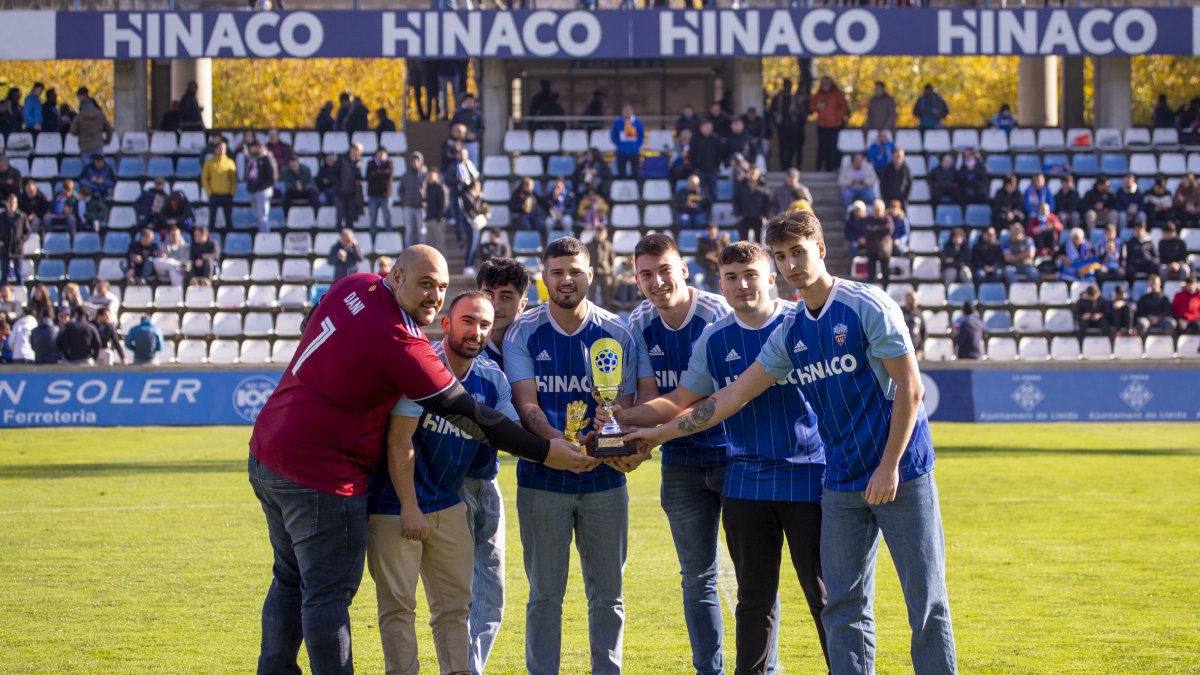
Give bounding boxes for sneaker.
[463,266,476,276]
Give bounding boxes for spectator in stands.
[673,174,711,229]
[1114,173,1145,230]
[770,168,813,215]
[134,178,169,230]
[22,82,43,133]
[27,284,54,323]
[1082,175,1118,232]
[0,87,21,135]
[1143,176,1174,227]
[1172,275,1200,334]
[509,175,542,232]
[125,228,159,284]
[863,199,894,284]
[576,188,609,231]
[987,103,1018,133]
[1058,227,1100,282]
[1173,172,1200,227]
[951,302,984,359]
[203,141,237,230]
[94,306,124,365]
[587,224,616,309]
[1003,223,1039,284]
[1028,202,1064,258]
[0,155,22,200]
[45,179,79,235]
[334,92,352,130]
[334,143,365,232]
[810,75,849,171]
[1074,285,1113,339]
[0,285,18,321]
[315,153,340,206]
[157,226,190,286]
[928,153,958,205]
[844,200,867,258]
[1023,173,1054,216]
[991,174,1026,231]
[865,130,894,170]
[451,146,480,249]
[376,108,396,133]
[58,283,84,317]
[1180,98,1200,146]
[477,228,511,269]
[611,104,645,179]
[838,152,877,208]
[971,227,1004,283]
[281,156,318,213]
[696,221,729,294]
[179,80,204,131]
[42,89,60,135]
[888,200,910,254]
[582,89,605,127]
[315,100,335,134]
[396,151,428,246]
[770,79,805,171]
[328,228,363,281]
[125,315,164,365]
[189,226,219,285]
[901,291,926,357]
[344,96,370,134]
[451,93,484,166]
[573,147,612,201]
[688,121,723,201]
[0,193,30,287]
[1055,173,1082,230]
[866,81,897,133]
[460,180,489,275]
[69,95,112,165]
[725,118,759,166]
[265,128,293,170]
[912,83,949,129]
[956,149,989,206]
[1158,222,1190,280]
[8,308,35,363]
[365,147,395,237]
[1109,286,1136,336]
[1135,274,1177,335]
[742,107,767,160]
[542,178,574,233]
[529,79,557,124]
[441,124,467,176]
[245,139,277,233]
[425,168,450,252]
[375,256,393,277]
[879,149,912,209]
[1125,221,1158,281]
[79,154,115,202]
[77,185,108,233]
[733,165,771,243]
[1151,94,1177,129]
[159,100,181,132]
[16,179,46,234]
[87,279,120,320]
[31,309,61,364]
[1095,224,1125,283]
[674,104,701,137]
[57,306,100,365]
[539,93,566,132]
[707,101,732,140]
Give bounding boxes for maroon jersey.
[250,274,456,496]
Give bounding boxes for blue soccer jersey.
[627,289,732,468]
[678,300,824,502]
[756,278,935,492]
[368,341,519,515]
[483,341,504,370]
[503,301,638,494]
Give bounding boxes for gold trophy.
[585,338,636,457]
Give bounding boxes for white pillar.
[480,59,507,158]
[171,58,213,128]
[1017,56,1059,128]
[112,60,148,137]
[730,58,765,116]
[1094,56,1132,130]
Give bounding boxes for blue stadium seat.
[1100,154,1128,176]
[1013,154,1041,176]
[59,157,84,179]
[964,204,992,228]
[978,282,1008,306]
[512,230,542,256]
[935,205,963,227]
[175,157,202,180]
[232,207,256,229]
[947,283,976,304]
[42,232,71,255]
[117,157,145,179]
[715,179,733,202]
[102,232,130,255]
[1101,280,1129,300]
[677,229,701,254]
[984,310,1013,332]
[146,157,175,179]
[67,258,96,281]
[73,232,100,255]
[1071,154,1099,177]
[546,155,575,178]
[1042,153,1070,175]
[36,259,66,281]
[1131,280,1149,301]
[310,284,331,305]
[234,184,251,203]
[985,155,1012,176]
[223,232,253,256]
[641,156,669,179]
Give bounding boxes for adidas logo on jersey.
[649,345,664,356]
[536,350,552,361]
[725,349,741,362]
[794,340,808,353]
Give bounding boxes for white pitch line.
[0,503,257,516]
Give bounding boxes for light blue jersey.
[678,300,824,502]
[368,341,518,514]
[503,301,638,494]
[757,278,935,492]
[627,289,732,468]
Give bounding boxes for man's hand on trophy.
[544,437,601,473]
[601,432,653,473]
[592,403,622,431]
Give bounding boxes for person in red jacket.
[1171,275,1200,334]
[809,75,849,172]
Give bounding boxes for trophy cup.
[585,338,636,457]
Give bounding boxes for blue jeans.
[0,255,23,286]
[248,454,369,675]
[677,212,710,229]
[660,463,725,675]
[616,153,640,179]
[841,186,877,209]
[820,472,957,675]
[697,170,718,206]
[517,485,628,675]
[400,206,426,246]
[461,477,505,675]
[367,196,392,236]
[1004,264,1041,284]
[252,187,274,233]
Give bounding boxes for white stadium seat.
[207,340,240,364]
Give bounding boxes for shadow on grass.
[936,446,1198,457]
[0,459,245,480]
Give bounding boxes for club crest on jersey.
[649,345,664,356]
[833,323,848,346]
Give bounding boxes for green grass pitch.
[0,423,1197,673]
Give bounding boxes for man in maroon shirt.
[249,245,593,674]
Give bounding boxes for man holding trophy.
[503,236,655,675]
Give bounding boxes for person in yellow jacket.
[202,140,237,230]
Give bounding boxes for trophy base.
[587,432,637,458]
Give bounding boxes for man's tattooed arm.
[675,398,717,436]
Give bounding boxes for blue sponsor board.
[921,369,975,423]
[970,369,1200,423]
[51,8,1198,61]
[0,370,282,427]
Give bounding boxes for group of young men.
[247,210,958,675]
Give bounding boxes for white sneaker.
[463,266,476,276]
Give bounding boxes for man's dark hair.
[1187,275,1198,285]
[764,210,824,249]
[543,236,589,264]
[962,301,975,316]
[76,86,88,96]
[718,241,769,267]
[633,233,680,262]
[476,257,531,295]
[1163,221,1177,235]
[96,306,110,320]
[72,306,87,321]
[447,289,493,315]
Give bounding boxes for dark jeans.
[866,251,891,285]
[0,254,22,286]
[208,194,234,230]
[738,216,764,244]
[248,454,368,675]
[723,497,828,675]
[334,194,356,231]
[816,126,841,172]
[284,189,320,213]
[616,153,640,179]
[777,122,805,171]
